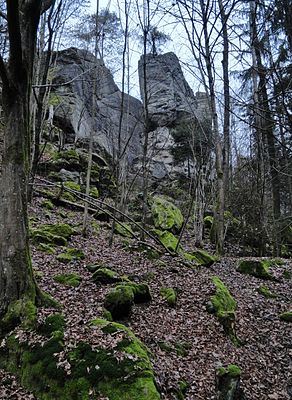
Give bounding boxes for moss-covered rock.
[151,196,183,232]
[0,297,37,335]
[89,186,99,198]
[0,316,160,400]
[38,313,65,337]
[154,229,180,253]
[31,223,75,247]
[160,287,177,307]
[56,248,85,263]
[183,249,217,267]
[210,277,240,346]
[237,259,274,280]
[104,285,135,319]
[104,283,151,320]
[40,200,54,210]
[216,364,242,400]
[279,311,292,322]
[203,215,213,229]
[36,243,56,254]
[53,273,82,287]
[257,286,277,298]
[114,222,134,238]
[92,268,121,284]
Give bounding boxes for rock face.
[52,48,143,164]
[138,52,211,180]
[138,52,202,127]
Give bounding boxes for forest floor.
[0,196,291,400]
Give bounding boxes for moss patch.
[183,249,217,267]
[104,283,151,320]
[92,268,121,284]
[154,229,180,253]
[160,287,177,307]
[1,297,37,334]
[210,277,240,346]
[56,248,85,263]
[31,223,75,247]
[237,259,274,280]
[151,196,183,232]
[114,222,134,238]
[53,273,82,287]
[279,311,292,322]
[257,286,277,298]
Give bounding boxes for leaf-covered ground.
[1,198,291,399]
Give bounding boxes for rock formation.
[138,52,211,180]
[51,47,143,164]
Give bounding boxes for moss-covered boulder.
[104,283,151,320]
[203,215,213,229]
[53,273,82,287]
[151,196,183,233]
[154,229,179,253]
[1,313,160,400]
[216,364,243,400]
[160,287,177,307]
[114,222,134,238]
[92,268,121,284]
[279,311,292,322]
[237,259,274,280]
[209,277,240,346]
[183,249,217,267]
[56,248,85,264]
[31,223,75,247]
[104,286,135,319]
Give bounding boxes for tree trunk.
[0,88,35,318]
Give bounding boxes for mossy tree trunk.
[0,0,53,323]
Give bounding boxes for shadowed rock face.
[52,47,143,164]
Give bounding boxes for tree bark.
[0,0,52,321]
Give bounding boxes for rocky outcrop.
[138,52,209,127]
[138,52,211,180]
[51,48,143,164]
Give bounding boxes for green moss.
[36,243,56,254]
[183,249,217,267]
[104,285,135,319]
[210,277,240,346]
[216,364,241,378]
[203,215,213,229]
[174,380,188,400]
[237,259,274,280]
[257,286,277,298]
[55,149,80,163]
[154,229,180,253]
[160,287,177,307]
[114,222,134,238]
[89,187,99,198]
[1,297,37,333]
[174,342,191,357]
[102,309,113,321]
[64,181,81,192]
[157,341,172,353]
[92,268,121,284]
[119,283,152,303]
[37,291,61,309]
[61,192,76,202]
[279,311,292,322]
[1,317,160,400]
[151,196,183,232]
[41,200,54,210]
[38,313,65,337]
[56,248,85,263]
[53,273,82,287]
[31,223,75,247]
